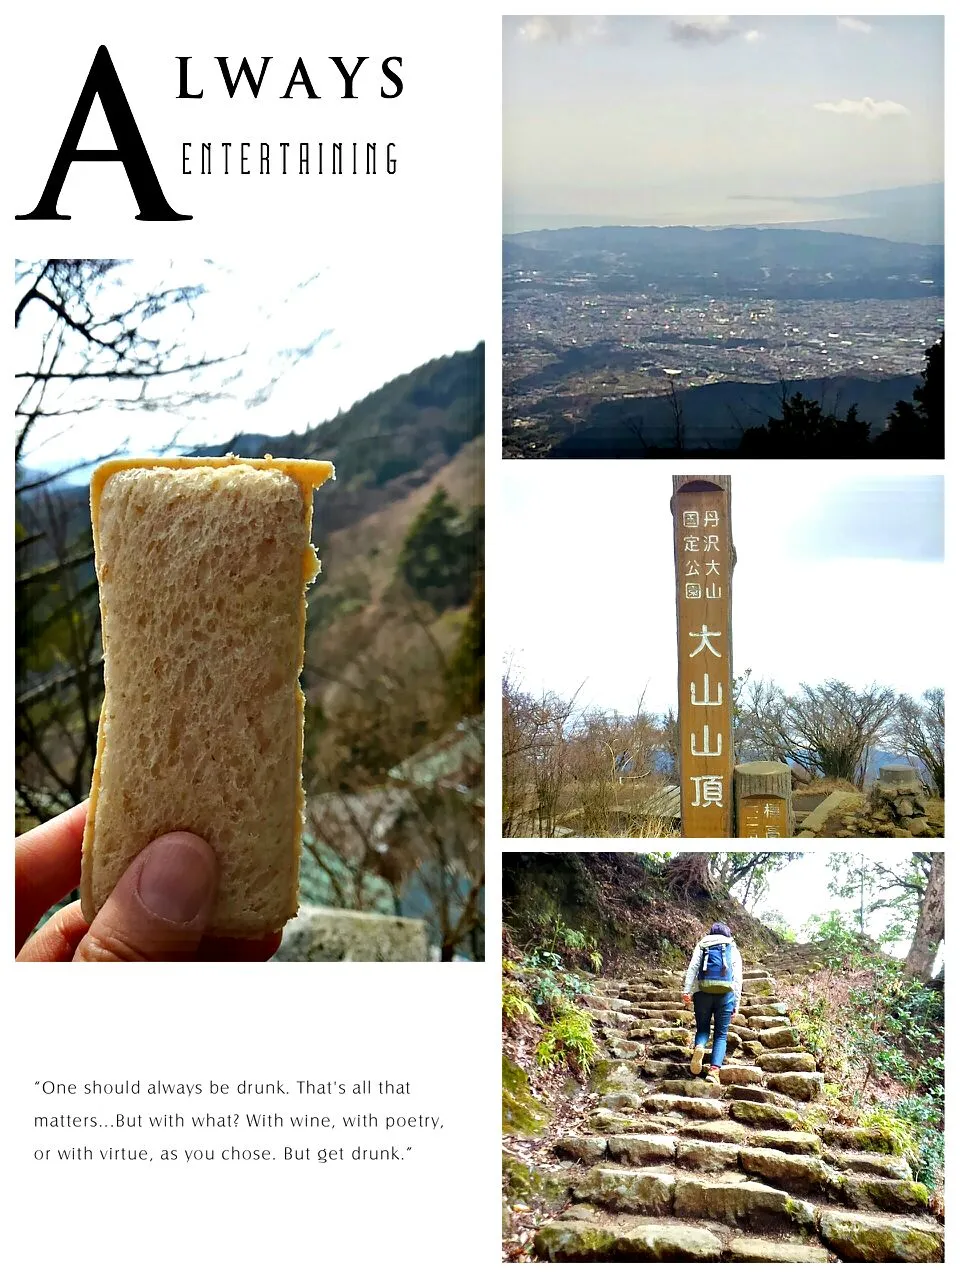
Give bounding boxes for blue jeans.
[693,990,736,1067]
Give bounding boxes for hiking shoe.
[703,1070,722,1087]
[690,1045,705,1076]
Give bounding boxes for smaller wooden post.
[734,762,794,837]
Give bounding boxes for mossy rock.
[730,1100,801,1130]
[819,1124,897,1154]
[502,1055,551,1135]
[534,1221,620,1261]
[818,1209,944,1262]
[502,1152,570,1210]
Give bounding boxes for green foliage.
[827,851,927,942]
[859,1096,944,1191]
[445,582,483,715]
[874,335,943,458]
[588,950,603,974]
[804,910,869,965]
[534,1003,599,1073]
[792,918,944,1191]
[397,488,481,610]
[758,908,797,942]
[502,979,540,1026]
[738,391,871,458]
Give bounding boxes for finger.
[195,933,283,963]
[74,832,218,963]
[15,802,88,952]
[17,902,90,962]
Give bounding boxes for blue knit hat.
[710,922,732,936]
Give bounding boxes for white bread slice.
[81,456,334,937]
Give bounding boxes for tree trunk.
[904,852,944,980]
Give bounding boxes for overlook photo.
[502,467,944,840]
[502,16,944,458]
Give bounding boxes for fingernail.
[136,834,216,923]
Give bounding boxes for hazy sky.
[504,15,944,226]
[760,852,918,956]
[501,465,944,712]
[16,258,484,476]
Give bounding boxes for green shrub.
[503,979,539,1026]
[535,1003,598,1073]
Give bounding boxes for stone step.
[640,1060,691,1081]
[751,1021,795,1041]
[819,1125,898,1154]
[587,1110,674,1136]
[597,1091,643,1111]
[725,1237,832,1263]
[680,1121,823,1155]
[727,1085,784,1106]
[583,995,633,1011]
[756,1050,817,1074]
[766,1071,824,1102]
[673,1176,816,1234]
[596,1063,640,1092]
[555,1135,608,1165]
[717,1064,762,1086]
[639,1044,692,1063]
[534,1217,724,1262]
[745,1002,789,1018]
[607,1042,640,1060]
[573,1166,675,1215]
[659,1078,725,1099]
[744,1129,824,1155]
[675,1138,740,1173]
[843,1173,930,1216]
[729,1099,802,1130]
[741,978,776,996]
[649,1027,692,1046]
[591,1009,637,1029]
[631,1008,692,1024]
[740,1146,841,1198]
[644,1093,727,1120]
[826,1148,913,1180]
[607,1134,676,1165]
[818,1209,944,1262]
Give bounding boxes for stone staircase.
[528,954,943,1263]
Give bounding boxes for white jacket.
[683,933,742,1004]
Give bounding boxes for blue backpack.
[699,941,734,993]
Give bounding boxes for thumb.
[74,833,218,962]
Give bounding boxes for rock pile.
[517,951,943,1263]
[864,766,931,836]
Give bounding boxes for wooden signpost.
[672,476,735,838]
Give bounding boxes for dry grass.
[793,775,862,796]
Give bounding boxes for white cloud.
[515,16,609,44]
[837,16,872,34]
[669,16,736,46]
[814,96,910,118]
[744,29,762,43]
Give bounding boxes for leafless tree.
[16,260,239,825]
[737,678,897,784]
[889,688,944,797]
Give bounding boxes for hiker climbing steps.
[531,952,943,1263]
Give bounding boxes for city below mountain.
[503,224,941,456]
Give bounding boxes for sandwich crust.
[81,456,334,937]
